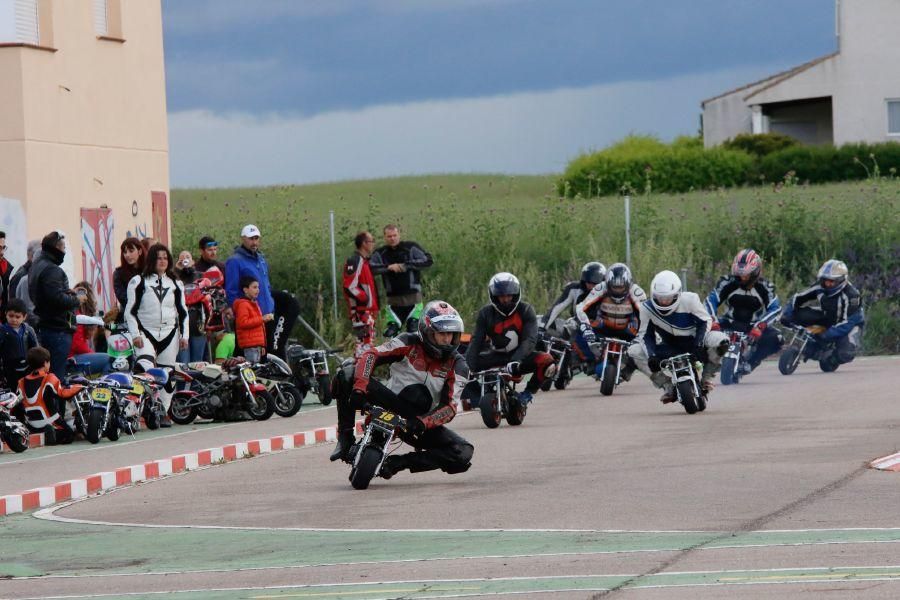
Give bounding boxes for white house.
[702,0,900,147]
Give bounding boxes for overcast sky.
[162,0,837,187]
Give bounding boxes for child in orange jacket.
[18,347,84,445]
[233,275,272,363]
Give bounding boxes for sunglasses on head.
[204,241,218,248]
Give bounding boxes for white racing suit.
[627,291,728,391]
[125,273,189,410]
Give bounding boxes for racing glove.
[710,321,721,331]
[349,388,367,407]
[748,321,766,340]
[579,323,596,344]
[406,416,426,437]
[505,361,522,376]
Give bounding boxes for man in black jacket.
[369,224,433,337]
[28,232,84,379]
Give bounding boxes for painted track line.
[0,420,361,517]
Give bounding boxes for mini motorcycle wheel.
[273,383,303,418]
[778,349,800,375]
[677,381,699,415]
[3,430,29,453]
[599,363,618,396]
[247,389,276,421]
[479,393,501,429]
[720,356,738,385]
[350,446,382,490]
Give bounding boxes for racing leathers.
[705,276,783,369]
[343,251,378,352]
[781,282,864,365]
[18,369,83,444]
[628,291,728,392]
[369,241,433,335]
[541,281,592,334]
[333,333,473,476]
[465,302,556,398]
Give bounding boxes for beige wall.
[0,0,169,279]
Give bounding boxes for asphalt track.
[2,356,899,599]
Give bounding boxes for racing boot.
[517,390,534,406]
[383,321,401,339]
[619,357,636,382]
[380,454,410,480]
[329,429,355,462]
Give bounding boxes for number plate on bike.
[91,388,113,403]
[241,367,257,383]
[131,382,145,395]
[372,409,402,426]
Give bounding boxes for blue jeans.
[177,335,209,364]
[71,353,113,377]
[38,329,73,381]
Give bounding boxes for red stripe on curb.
[144,462,160,479]
[54,482,72,502]
[314,429,326,443]
[0,498,5,514]
[171,455,186,472]
[22,490,39,511]
[248,440,261,455]
[197,450,212,466]
[86,475,103,493]
[271,437,284,451]
[115,469,131,486]
[294,432,306,446]
[223,445,237,461]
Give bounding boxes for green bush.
[760,142,900,184]
[723,133,799,158]
[557,135,754,196]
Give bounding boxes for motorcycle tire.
[247,389,276,421]
[599,363,617,396]
[819,358,840,373]
[506,399,527,426]
[106,415,120,441]
[778,349,800,375]
[87,408,105,444]
[273,383,303,418]
[169,394,198,425]
[720,357,738,385]
[479,394,501,429]
[677,381,699,415]
[144,404,160,430]
[697,393,708,412]
[350,446,382,490]
[3,431,29,453]
[316,374,333,406]
[553,357,571,390]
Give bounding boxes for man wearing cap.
[225,225,275,345]
[195,236,225,277]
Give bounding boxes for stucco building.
[702,0,900,148]
[0,0,169,311]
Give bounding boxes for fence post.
[329,210,338,322]
[624,194,631,266]
[680,267,688,292]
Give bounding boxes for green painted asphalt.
[3,515,900,578]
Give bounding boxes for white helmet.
[650,270,682,316]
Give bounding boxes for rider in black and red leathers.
[329,301,473,479]
[465,272,556,406]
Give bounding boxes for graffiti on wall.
[0,196,29,269]
[81,208,115,313]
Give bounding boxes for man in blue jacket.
[225,225,275,337]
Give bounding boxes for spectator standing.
[68,282,111,376]
[343,231,378,353]
[28,232,84,380]
[9,240,39,319]
[112,238,145,320]
[234,275,271,363]
[125,243,189,426]
[224,224,275,342]
[174,250,209,363]
[0,231,14,319]
[195,236,225,277]
[0,299,39,389]
[369,224,433,337]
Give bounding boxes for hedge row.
[558,134,900,197]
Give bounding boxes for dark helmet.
[605,263,633,300]
[817,259,848,296]
[488,272,521,316]
[580,262,607,286]
[731,249,762,287]
[418,300,464,359]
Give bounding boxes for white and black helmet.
[488,272,521,316]
[650,270,682,316]
[605,263,632,300]
[418,300,464,359]
[580,262,606,286]
[817,259,849,296]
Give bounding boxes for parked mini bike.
[0,390,29,453]
[169,359,275,424]
[250,354,303,417]
[286,342,335,406]
[720,330,750,385]
[471,368,527,429]
[537,332,574,391]
[75,377,127,443]
[347,404,409,490]
[590,337,633,396]
[660,353,708,415]
[778,325,838,375]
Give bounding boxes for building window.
[94,0,122,41]
[92,0,107,36]
[888,100,900,135]
[0,0,39,45]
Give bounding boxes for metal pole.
[329,210,338,322]
[680,268,688,292]
[624,195,631,266]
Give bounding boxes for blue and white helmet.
[817,259,848,296]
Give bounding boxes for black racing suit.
[337,333,473,475]
[781,282,864,365]
[704,275,783,368]
[541,281,591,331]
[465,302,555,394]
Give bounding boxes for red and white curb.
[0,422,362,517]
[871,452,900,472]
[1,432,45,453]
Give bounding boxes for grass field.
[172,175,899,353]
